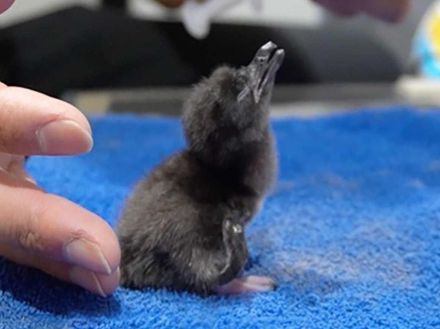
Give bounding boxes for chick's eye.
[234,69,247,84]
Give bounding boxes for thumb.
[0,172,120,295]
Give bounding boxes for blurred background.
[0,0,438,116]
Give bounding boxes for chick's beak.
[247,41,285,104]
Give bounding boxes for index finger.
[0,84,93,155]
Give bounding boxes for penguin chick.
[117,41,285,296]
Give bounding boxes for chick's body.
[118,42,284,295]
[119,143,274,294]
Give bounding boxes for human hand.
[314,0,410,22]
[0,0,14,14]
[0,83,120,297]
[155,0,410,22]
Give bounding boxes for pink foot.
[214,276,277,295]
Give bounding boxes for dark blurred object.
[64,83,398,116]
[102,0,127,9]
[0,6,402,97]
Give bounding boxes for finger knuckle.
[17,229,43,252]
[15,198,48,252]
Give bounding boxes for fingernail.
[97,266,121,294]
[69,267,107,297]
[64,239,112,275]
[36,120,93,154]
[116,266,121,281]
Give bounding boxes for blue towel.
[1,108,439,328]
